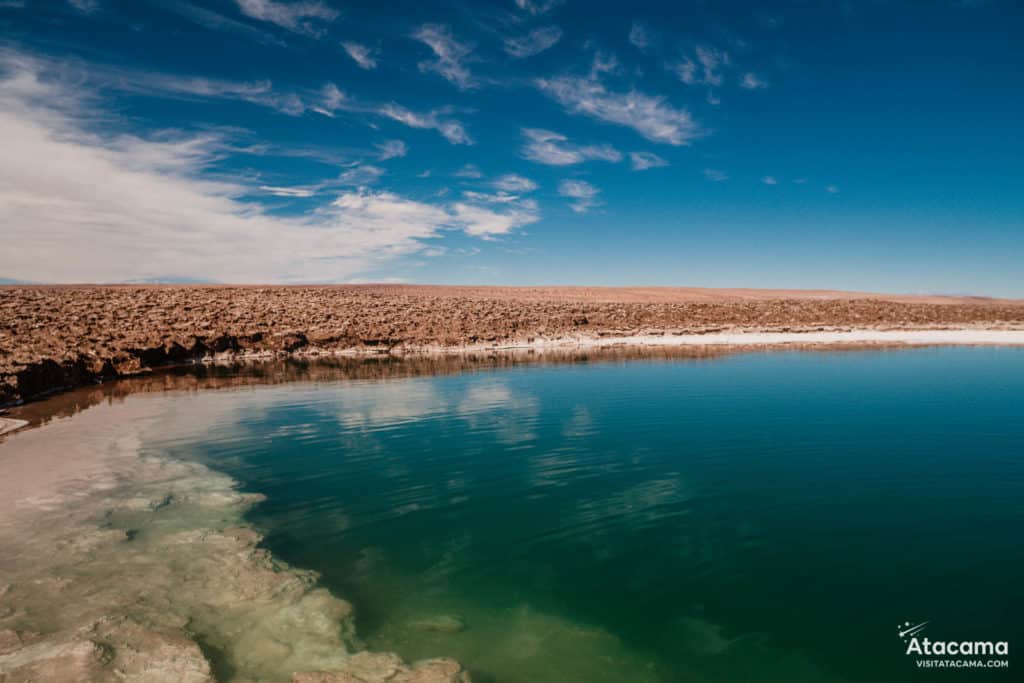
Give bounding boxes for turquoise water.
[146,348,1024,682]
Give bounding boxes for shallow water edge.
[0,394,470,682]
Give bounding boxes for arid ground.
[2,284,1024,406]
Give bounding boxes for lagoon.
[2,348,1022,681]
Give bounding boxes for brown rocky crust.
[3,284,1023,406]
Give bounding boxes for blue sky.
[1,0,1022,295]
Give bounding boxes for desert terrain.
[2,284,1024,406]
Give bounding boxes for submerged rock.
[291,655,470,683]
[0,403,468,683]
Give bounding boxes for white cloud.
[740,72,769,90]
[793,177,808,185]
[558,179,601,213]
[695,46,727,86]
[0,55,523,283]
[129,73,310,115]
[260,185,317,197]
[338,164,385,185]
[375,139,407,160]
[762,175,778,185]
[36,53,472,145]
[589,51,620,79]
[452,199,539,237]
[342,41,377,70]
[492,174,537,192]
[451,185,540,237]
[412,24,475,90]
[671,45,729,87]
[826,185,840,194]
[629,22,653,51]
[235,0,338,36]
[536,76,701,145]
[629,151,668,171]
[514,0,563,15]
[703,168,728,182]
[504,25,562,58]
[312,82,345,115]
[672,59,698,85]
[520,128,622,166]
[377,103,473,145]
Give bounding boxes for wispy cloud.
[140,73,472,145]
[703,168,729,182]
[378,103,473,145]
[536,75,701,145]
[375,139,406,160]
[413,24,476,90]
[452,196,540,237]
[504,25,562,58]
[493,174,537,192]
[260,185,317,197]
[629,151,668,171]
[671,45,729,87]
[740,72,769,89]
[342,41,377,69]
[629,22,654,51]
[520,128,622,166]
[558,179,601,213]
[762,175,778,185]
[0,55,539,282]
[234,0,338,36]
[126,73,310,115]
[68,0,99,13]
[514,0,563,15]
[0,55,480,282]
[453,163,483,178]
[589,51,620,79]
[115,66,471,146]
[826,184,840,194]
[338,164,385,185]
[151,0,285,46]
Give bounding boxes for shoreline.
[4,327,1024,409]
[370,328,1024,353]
[5,284,1024,407]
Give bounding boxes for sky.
[0,0,1022,295]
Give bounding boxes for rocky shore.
[3,285,1023,406]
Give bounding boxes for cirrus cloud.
[412,24,476,90]
[0,54,525,283]
[558,179,601,213]
[520,128,622,166]
[629,151,668,171]
[536,75,702,145]
[504,25,562,58]
[342,41,378,69]
[234,0,338,36]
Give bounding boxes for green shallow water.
[143,348,1024,682]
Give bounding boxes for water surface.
[136,348,1024,682]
